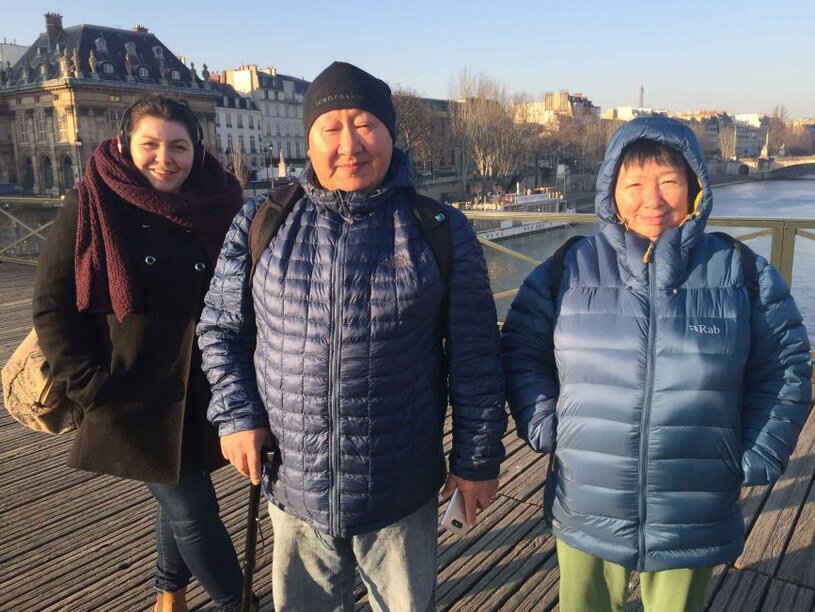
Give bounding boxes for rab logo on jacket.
[689,324,721,335]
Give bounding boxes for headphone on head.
[117,98,206,167]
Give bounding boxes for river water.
[485,178,815,326]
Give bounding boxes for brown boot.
[153,587,188,612]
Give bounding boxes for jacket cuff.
[449,460,501,481]
[217,412,269,437]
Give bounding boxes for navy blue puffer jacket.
[503,117,812,571]
[199,150,506,537]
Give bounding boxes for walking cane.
[241,448,277,612]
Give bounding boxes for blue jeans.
[145,457,243,612]
[268,496,438,612]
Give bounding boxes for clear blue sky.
[3,0,813,118]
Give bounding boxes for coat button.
[145,256,157,265]
[194,262,206,272]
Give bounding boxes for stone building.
[0,13,220,195]
[210,81,264,175]
[221,64,309,167]
[515,91,601,129]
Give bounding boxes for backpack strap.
[710,231,760,300]
[549,235,585,299]
[410,190,453,292]
[248,183,304,285]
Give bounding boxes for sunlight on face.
[307,109,393,192]
[128,116,195,193]
[614,159,690,241]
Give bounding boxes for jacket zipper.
[638,247,657,571]
[328,203,349,536]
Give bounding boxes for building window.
[276,122,281,136]
[287,142,292,157]
[107,108,124,132]
[250,136,256,154]
[215,114,220,127]
[153,46,164,59]
[18,113,28,144]
[226,113,232,128]
[137,66,149,78]
[295,142,301,158]
[36,110,47,143]
[239,135,245,152]
[237,115,243,129]
[227,135,233,153]
[216,134,222,152]
[57,111,68,142]
[102,62,115,75]
[249,116,254,129]
[170,69,181,81]
[42,156,54,190]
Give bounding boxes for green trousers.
[556,539,714,612]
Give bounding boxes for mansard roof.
[2,23,204,89]
[255,70,309,94]
[212,81,260,111]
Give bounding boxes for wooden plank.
[437,499,543,606]
[735,414,815,576]
[448,528,556,611]
[776,473,815,588]
[761,579,815,611]
[707,568,772,612]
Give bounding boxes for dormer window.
[152,46,164,59]
[94,37,108,52]
[137,65,149,78]
[170,69,180,81]
[124,42,137,56]
[102,62,115,75]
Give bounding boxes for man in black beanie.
[199,60,507,611]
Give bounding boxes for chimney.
[45,13,63,49]
[133,24,149,33]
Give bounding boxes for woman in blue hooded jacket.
[502,117,811,612]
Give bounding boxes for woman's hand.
[220,428,273,485]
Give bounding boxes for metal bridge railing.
[465,211,815,301]
[1,200,813,294]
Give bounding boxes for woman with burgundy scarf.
[32,96,248,611]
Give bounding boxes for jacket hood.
[596,117,712,252]
[300,147,415,221]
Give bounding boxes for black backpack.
[247,185,453,299]
[548,232,759,300]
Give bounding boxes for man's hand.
[441,474,499,527]
[220,428,273,485]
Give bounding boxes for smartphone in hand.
[441,488,470,536]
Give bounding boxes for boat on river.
[454,187,575,240]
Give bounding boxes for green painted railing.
[1,199,812,296]
[466,211,815,299]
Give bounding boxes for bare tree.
[392,87,434,163]
[448,69,532,188]
[718,125,736,160]
[767,104,788,155]
[785,124,815,156]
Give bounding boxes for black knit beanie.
[303,61,396,141]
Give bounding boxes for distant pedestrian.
[503,116,812,612]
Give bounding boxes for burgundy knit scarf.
[75,139,243,321]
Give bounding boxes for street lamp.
[74,132,83,185]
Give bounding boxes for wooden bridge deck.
[2,261,814,611]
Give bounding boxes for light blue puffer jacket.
[502,117,812,571]
[198,150,506,537]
